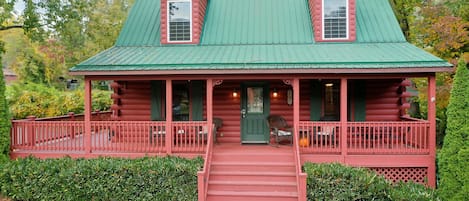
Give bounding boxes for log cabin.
[10,0,452,200]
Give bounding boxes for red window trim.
[309,0,356,42]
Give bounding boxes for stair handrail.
[197,123,215,201]
[293,128,307,201]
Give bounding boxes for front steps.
[206,144,299,201]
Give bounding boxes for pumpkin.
[299,137,310,147]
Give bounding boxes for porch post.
[206,79,213,141]
[427,74,437,187]
[340,78,348,161]
[293,78,300,140]
[165,79,173,154]
[84,77,92,154]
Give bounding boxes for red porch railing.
[11,120,209,154]
[298,121,341,154]
[197,124,215,201]
[31,111,112,121]
[11,120,429,156]
[11,120,85,152]
[347,121,430,154]
[91,121,167,153]
[298,121,430,155]
[293,127,307,201]
[172,121,209,153]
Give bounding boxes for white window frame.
[167,0,192,43]
[322,0,349,40]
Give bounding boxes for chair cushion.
[277,130,292,136]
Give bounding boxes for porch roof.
[70,43,451,74]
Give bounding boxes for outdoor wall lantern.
[232,89,239,98]
[287,88,293,105]
[272,88,278,98]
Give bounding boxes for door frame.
[240,82,270,143]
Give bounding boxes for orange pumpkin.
[299,137,310,147]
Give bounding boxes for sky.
[13,1,25,14]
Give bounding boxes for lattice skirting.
[369,167,428,184]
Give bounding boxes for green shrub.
[304,163,438,201]
[6,83,112,119]
[0,156,203,201]
[438,59,469,200]
[0,43,11,163]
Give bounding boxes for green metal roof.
[71,0,451,73]
[355,0,406,42]
[72,43,450,72]
[114,0,160,46]
[201,0,314,45]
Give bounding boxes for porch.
[10,118,430,157]
[9,75,438,198]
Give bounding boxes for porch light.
[325,83,334,87]
[272,88,278,98]
[232,89,239,98]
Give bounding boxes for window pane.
[323,0,347,39]
[247,87,263,113]
[169,1,191,41]
[173,84,189,121]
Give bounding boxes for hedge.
[0,156,203,201]
[304,163,438,201]
[438,59,469,200]
[0,42,11,163]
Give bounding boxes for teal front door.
[241,82,270,143]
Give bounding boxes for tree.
[0,0,17,30]
[0,0,15,163]
[410,1,469,62]
[389,0,420,40]
[438,59,469,200]
[0,42,10,163]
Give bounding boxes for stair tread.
[209,180,297,186]
[213,152,292,155]
[208,190,298,197]
[211,161,294,166]
[210,170,296,176]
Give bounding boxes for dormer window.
[167,0,192,42]
[322,0,348,40]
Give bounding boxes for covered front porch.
[9,74,437,187]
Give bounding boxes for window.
[323,0,348,40]
[173,83,190,121]
[247,87,264,113]
[323,81,340,120]
[167,0,192,42]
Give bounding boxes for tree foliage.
[389,0,420,39]
[6,83,112,119]
[0,0,16,30]
[0,42,10,163]
[410,2,469,61]
[438,59,469,200]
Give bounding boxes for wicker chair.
[267,115,293,145]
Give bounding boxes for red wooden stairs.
[206,144,299,201]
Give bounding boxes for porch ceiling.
[70,43,451,75]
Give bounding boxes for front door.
[241,82,270,143]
